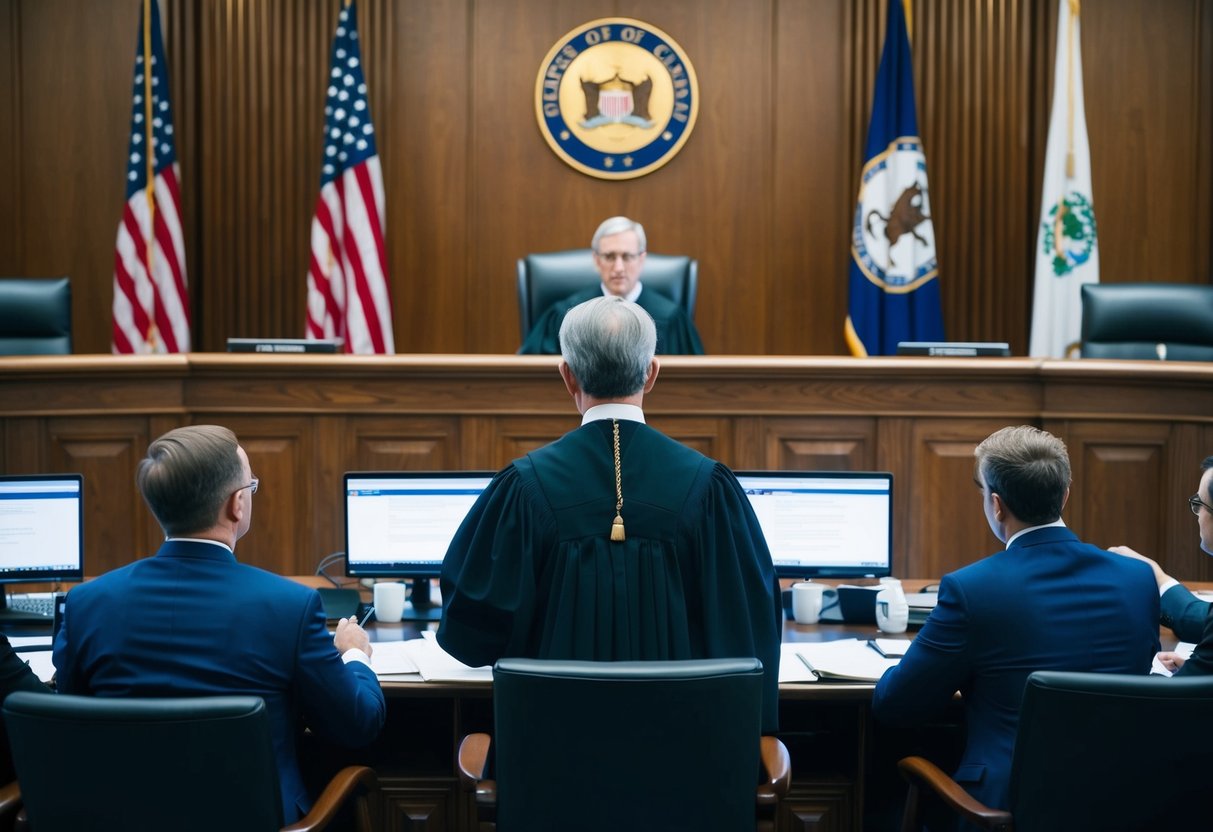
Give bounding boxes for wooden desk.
[341,576,1196,832]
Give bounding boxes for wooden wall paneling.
[644,415,731,464]
[1158,421,1206,582]
[205,414,318,575]
[651,2,774,356]
[345,415,462,471]
[488,415,577,468]
[772,0,850,355]
[901,417,1012,578]
[750,416,877,472]
[1082,0,1211,285]
[0,0,20,268]
[1058,420,1172,561]
[14,0,137,355]
[467,0,606,354]
[916,0,1035,349]
[43,416,154,577]
[391,0,470,354]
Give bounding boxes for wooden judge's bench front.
[2,354,1209,585]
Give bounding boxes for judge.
[518,216,705,355]
[440,295,780,730]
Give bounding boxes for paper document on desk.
[369,640,419,676]
[779,639,901,683]
[1151,642,1196,677]
[402,631,493,683]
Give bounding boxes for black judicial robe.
[437,419,781,731]
[518,286,705,355]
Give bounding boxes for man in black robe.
[439,295,780,730]
[518,216,705,356]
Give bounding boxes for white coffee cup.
[791,581,826,624]
[372,581,406,623]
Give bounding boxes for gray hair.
[591,216,647,254]
[974,425,1071,526]
[137,424,244,536]
[559,296,656,398]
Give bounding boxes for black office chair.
[2,692,377,832]
[0,278,72,355]
[457,657,789,832]
[515,249,698,339]
[1079,282,1213,360]
[897,670,1213,832]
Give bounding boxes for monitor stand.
[401,578,443,623]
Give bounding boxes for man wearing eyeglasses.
[519,215,705,355]
[1111,456,1213,676]
[53,424,385,823]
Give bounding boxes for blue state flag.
[845,0,944,357]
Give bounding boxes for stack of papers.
[779,639,902,683]
[400,631,493,683]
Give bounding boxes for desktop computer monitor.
[733,470,893,580]
[343,471,494,620]
[0,474,84,622]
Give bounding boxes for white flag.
[1029,0,1098,359]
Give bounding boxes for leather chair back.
[515,249,697,339]
[3,692,284,831]
[1007,670,1213,830]
[0,278,72,355]
[1080,282,1213,360]
[491,657,763,832]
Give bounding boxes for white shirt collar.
[1005,518,1066,548]
[582,403,646,425]
[166,536,234,554]
[601,283,643,303]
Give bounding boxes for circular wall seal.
[535,18,699,180]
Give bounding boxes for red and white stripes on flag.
[305,1,394,354]
[113,0,190,355]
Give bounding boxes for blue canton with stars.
[318,2,378,188]
[124,0,177,199]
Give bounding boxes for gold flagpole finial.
[610,420,625,541]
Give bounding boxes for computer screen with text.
[344,471,494,579]
[0,474,84,585]
[734,471,893,579]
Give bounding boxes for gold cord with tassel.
[610,419,625,541]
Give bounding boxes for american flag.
[112,0,190,354]
[305,1,395,354]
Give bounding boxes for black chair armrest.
[897,756,1012,832]
[756,736,791,806]
[282,765,378,832]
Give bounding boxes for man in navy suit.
[53,425,385,823]
[872,425,1159,822]
[1110,455,1213,675]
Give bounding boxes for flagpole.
[902,0,912,44]
[1065,0,1078,179]
[142,0,160,349]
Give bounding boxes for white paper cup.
[792,581,826,624]
[372,582,406,623]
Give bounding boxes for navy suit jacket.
[53,540,386,822]
[1160,583,1213,676]
[872,526,1160,814]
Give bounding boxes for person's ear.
[1059,486,1070,511]
[642,358,660,393]
[990,492,1007,523]
[559,360,581,397]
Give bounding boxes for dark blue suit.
[53,540,386,822]
[872,526,1159,815]
[1160,583,1213,675]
